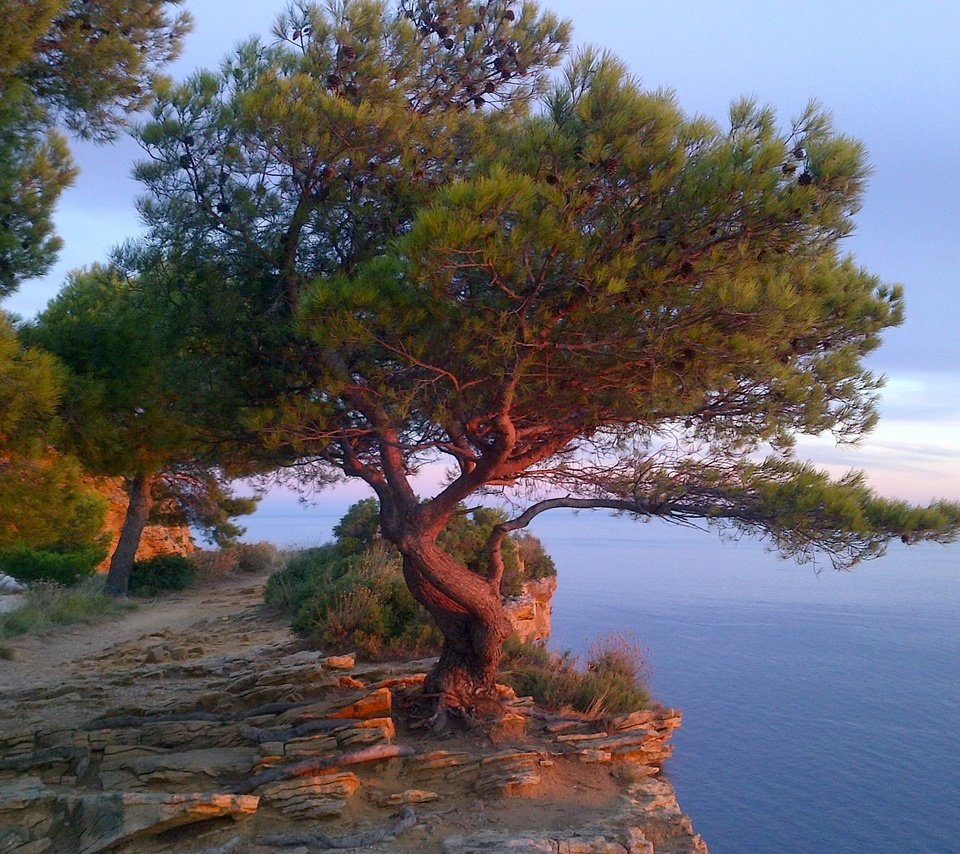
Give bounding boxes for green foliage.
[513,532,557,582]
[0,0,189,296]
[0,91,75,295]
[0,316,110,557]
[263,545,343,613]
[266,499,557,657]
[153,471,259,548]
[0,543,106,586]
[129,554,195,595]
[293,545,441,657]
[501,634,650,717]
[27,267,256,590]
[127,0,568,461]
[263,503,439,657]
[332,498,381,556]
[0,576,132,639]
[28,265,191,478]
[0,453,107,554]
[0,315,61,454]
[278,543,442,658]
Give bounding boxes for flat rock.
[0,779,258,854]
[260,772,360,819]
[99,746,257,790]
[321,654,356,670]
[329,688,392,720]
[377,788,438,806]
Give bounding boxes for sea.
[242,498,960,854]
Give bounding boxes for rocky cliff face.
[0,648,707,853]
[504,576,557,643]
[94,478,194,570]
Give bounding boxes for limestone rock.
[376,788,438,806]
[329,688,392,720]
[0,779,258,854]
[92,476,194,571]
[504,576,557,643]
[441,830,633,853]
[321,654,356,670]
[260,772,360,819]
[99,746,257,791]
[0,574,26,594]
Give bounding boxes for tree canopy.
[0,314,106,553]
[0,0,190,298]
[125,0,960,712]
[28,264,256,594]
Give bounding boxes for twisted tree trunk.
[398,536,511,714]
[104,471,156,597]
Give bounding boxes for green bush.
[264,544,343,613]
[0,543,106,586]
[289,544,442,658]
[513,532,557,582]
[0,576,132,639]
[264,499,558,660]
[129,554,195,595]
[500,634,650,717]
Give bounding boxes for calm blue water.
[243,500,960,853]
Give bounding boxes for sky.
[5,0,959,503]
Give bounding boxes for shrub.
[264,545,342,613]
[500,634,651,717]
[233,542,279,573]
[263,499,558,659]
[513,532,557,581]
[0,543,106,586]
[0,576,132,639]
[129,554,195,595]
[289,544,443,658]
[189,548,237,582]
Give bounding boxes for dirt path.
[0,571,289,733]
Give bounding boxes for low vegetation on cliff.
[265,499,556,659]
[501,635,651,717]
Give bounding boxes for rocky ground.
[0,572,707,853]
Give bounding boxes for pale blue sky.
[6,0,959,501]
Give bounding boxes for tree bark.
[398,536,511,714]
[104,472,156,597]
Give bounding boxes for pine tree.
[132,4,960,714]
[28,265,254,595]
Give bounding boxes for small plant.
[500,633,651,717]
[129,554,195,595]
[0,544,106,587]
[289,544,443,658]
[0,577,132,639]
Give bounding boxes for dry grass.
[0,577,133,640]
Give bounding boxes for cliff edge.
[0,575,707,853]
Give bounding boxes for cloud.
[795,371,960,501]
